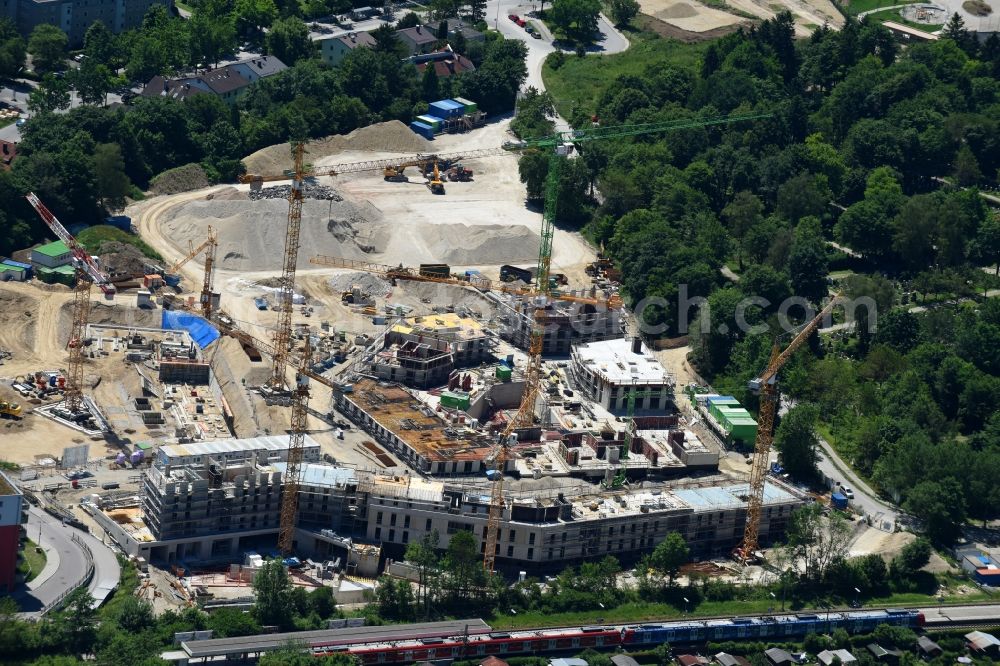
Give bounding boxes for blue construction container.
[429,99,464,119]
[163,274,182,288]
[1,259,32,279]
[831,492,848,510]
[409,121,435,140]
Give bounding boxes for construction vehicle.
[0,400,23,418]
[26,193,114,413]
[309,255,622,309]
[447,165,473,182]
[426,161,445,194]
[734,293,842,564]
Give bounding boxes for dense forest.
[0,8,525,257]
[522,13,1000,543]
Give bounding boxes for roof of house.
[236,55,286,77]
[866,645,902,659]
[611,656,640,666]
[714,653,751,666]
[550,659,588,666]
[415,52,476,78]
[396,25,439,44]
[817,649,856,665]
[451,24,484,39]
[33,240,71,258]
[676,655,708,666]
[198,68,250,94]
[0,139,16,169]
[336,31,376,49]
[0,262,26,273]
[480,657,509,666]
[917,636,941,653]
[966,631,1000,651]
[764,648,794,664]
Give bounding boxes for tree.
[722,191,764,270]
[784,503,852,583]
[442,530,487,601]
[28,24,68,72]
[904,479,965,544]
[108,595,154,633]
[265,17,314,66]
[788,217,829,304]
[234,0,279,38]
[469,0,487,21]
[308,586,336,619]
[436,19,449,39]
[421,64,440,102]
[405,530,440,618]
[0,18,26,79]
[28,74,71,113]
[550,0,601,43]
[71,60,114,105]
[83,21,115,66]
[94,143,131,210]
[774,404,821,481]
[648,532,689,583]
[952,144,982,186]
[260,642,358,665]
[253,558,293,628]
[776,173,828,224]
[519,151,549,200]
[973,213,1000,275]
[205,607,261,637]
[609,0,640,26]
[892,537,931,579]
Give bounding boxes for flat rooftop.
[158,434,321,461]
[392,312,486,340]
[272,462,357,489]
[348,379,495,462]
[573,338,672,386]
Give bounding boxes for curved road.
[14,505,120,616]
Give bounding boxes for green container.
[440,390,471,410]
[452,96,478,114]
[495,365,512,381]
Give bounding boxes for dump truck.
[0,400,23,418]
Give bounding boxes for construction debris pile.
[248,184,343,202]
[99,242,154,279]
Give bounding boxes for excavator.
[426,161,445,194]
[383,154,462,183]
[0,400,23,418]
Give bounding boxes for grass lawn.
[840,0,916,15]
[0,117,16,130]
[77,224,163,262]
[17,539,47,583]
[542,30,707,119]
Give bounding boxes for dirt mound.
[329,272,392,297]
[963,0,992,14]
[242,121,431,175]
[0,288,38,358]
[60,301,161,330]
[248,184,343,202]
[206,187,247,201]
[660,2,698,17]
[100,241,152,278]
[150,163,211,195]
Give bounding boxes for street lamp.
[769,591,776,613]
[854,587,861,608]
[683,597,690,615]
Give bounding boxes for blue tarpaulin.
[161,310,220,349]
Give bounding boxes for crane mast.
[278,339,312,555]
[737,294,842,561]
[200,227,218,321]
[268,142,306,390]
[25,193,113,412]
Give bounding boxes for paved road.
[815,433,899,529]
[920,604,1000,623]
[13,505,120,616]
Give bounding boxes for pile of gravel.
[248,184,343,202]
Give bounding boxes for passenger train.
[317,609,924,664]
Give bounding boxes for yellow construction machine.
[0,400,23,418]
[426,161,445,194]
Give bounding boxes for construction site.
[2,114,821,612]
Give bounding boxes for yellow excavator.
[426,161,445,195]
[0,400,23,418]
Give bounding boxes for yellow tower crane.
[736,293,842,562]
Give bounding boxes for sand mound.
[159,195,541,272]
[243,121,432,176]
[0,289,37,357]
[208,336,270,436]
[660,2,698,17]
[330,272,392,297]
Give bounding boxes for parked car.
[842,486,854,499]
[531,30,542,38]
[508,13,519,21]
[516,17,526,26]
[525,23,534,32]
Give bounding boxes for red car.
[508,13,519,21]
[516,17,526,26]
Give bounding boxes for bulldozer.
[426,161,445,195]
[0,400,23,418]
